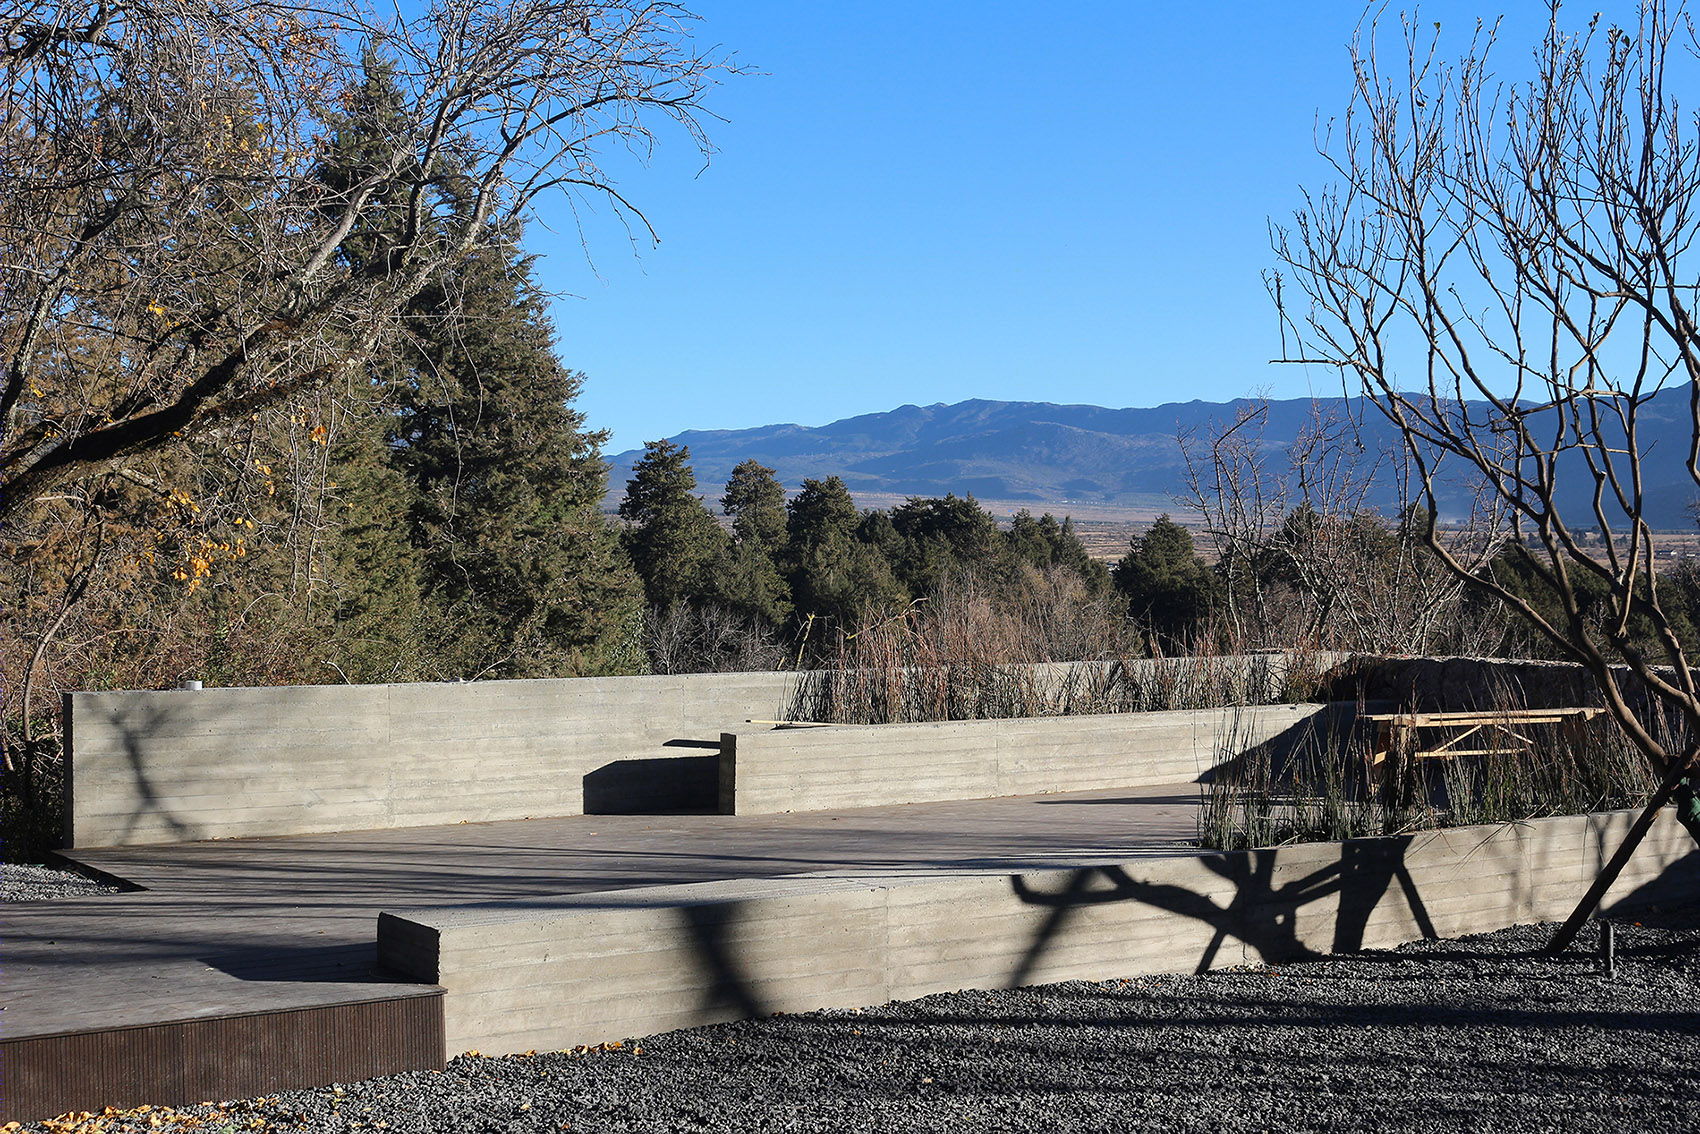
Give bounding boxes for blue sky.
[527,1,1593,454]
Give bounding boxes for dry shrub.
[788,572,1328,724]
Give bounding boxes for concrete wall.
[1328,652,1690,716]
[63,654,1338,848]
[377,809,1700,1057]
[66,672,800,848]
[719,703,1333,814]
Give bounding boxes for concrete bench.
[718,703,1335,814]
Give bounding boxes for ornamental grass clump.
[786,587,1329,725]
[1198,688,1667,851]
[1197,708,1384,852]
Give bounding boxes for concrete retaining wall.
[377,809,1700,1058]
[1326,652,1690,716]
[63,654,1337,848]
[719,703,1333,814]
[66,672,800,847]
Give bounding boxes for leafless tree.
[1270,2,1700,947]
[1179,398,1493,652]
[2,0,725,523]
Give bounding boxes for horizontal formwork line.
[445,964,893,1006]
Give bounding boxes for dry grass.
[787,580,1330,724]
[1198,687,1666,851]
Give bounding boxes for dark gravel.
[3,861,124,902]
[24,903,1700,1133]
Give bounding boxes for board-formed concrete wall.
[66,671,800,847]
[376,808,1700,1058]
[1327,652,1693,717]
[64,654,1339,847]
[719,703,1333,814]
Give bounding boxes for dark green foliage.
[784,477,902,624]
[305,60,643,680]
[715,460,792,625]
[388,241,644,678]
[1007,510,1110,594]
[1481,543,1699,661]
[1112,514,1219,647]
[855,509,906,566]
[721,459,788,547]
[786,476,862,551]
[318,402,427,682]
[716,542,792,626]
[619,440,730,610]
[313,53,424,276]
[888,493,1010,595]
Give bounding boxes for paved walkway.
[5,785,1203,1043]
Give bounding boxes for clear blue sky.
[526,1,1597,454]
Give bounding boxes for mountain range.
[605,391,1700,529]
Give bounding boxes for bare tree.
[2,0,725,522]
[1270,2,1700,947]
[1180,398,1491,652]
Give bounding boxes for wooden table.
[1362,707,1608,768]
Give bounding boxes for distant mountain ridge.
[605,391,1699,528]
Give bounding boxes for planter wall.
[378,808,1700,1059]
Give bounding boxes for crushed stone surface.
[15,904,1700,1133]
[3,862,123,903]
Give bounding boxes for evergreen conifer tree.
[317,402,428,681]
[619,440,730,610]
[888,494,1009,595]
[784,477,902,624]
[1112,515,1218,647]
[389,239,644,678]
[1007,510,1111,594]
[718,460,791,625]
[310,59,643,679]
[721,460,788,546]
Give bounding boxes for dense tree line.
[616,445,1112,669]
[1109,507,1700,662]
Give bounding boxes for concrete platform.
[2,785,1199,1119]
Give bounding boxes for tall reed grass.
[1197,691,1666,851]
[785,582,1331,724]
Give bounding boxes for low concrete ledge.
[719,703,1335,815]
[377,809,1700,1059]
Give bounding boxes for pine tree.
[618,440,730,611]
[1008,510,1110,595]
[389,238,644,678]
[316,400,427,682]
[784,477,901,624]
[721,460,788,546]
[718,460,791,625]
[1112,515,1218,647]
[888,494,1010,595]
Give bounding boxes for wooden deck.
[3,785,1199,1120]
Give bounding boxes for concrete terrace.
[6,785,1200,1089]
[16,657,1698,1122]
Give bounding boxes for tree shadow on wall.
[99,701,198,847]
[1007,836,1440,985]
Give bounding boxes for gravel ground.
[3,861,124,902]
[16,893,1700,1134]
